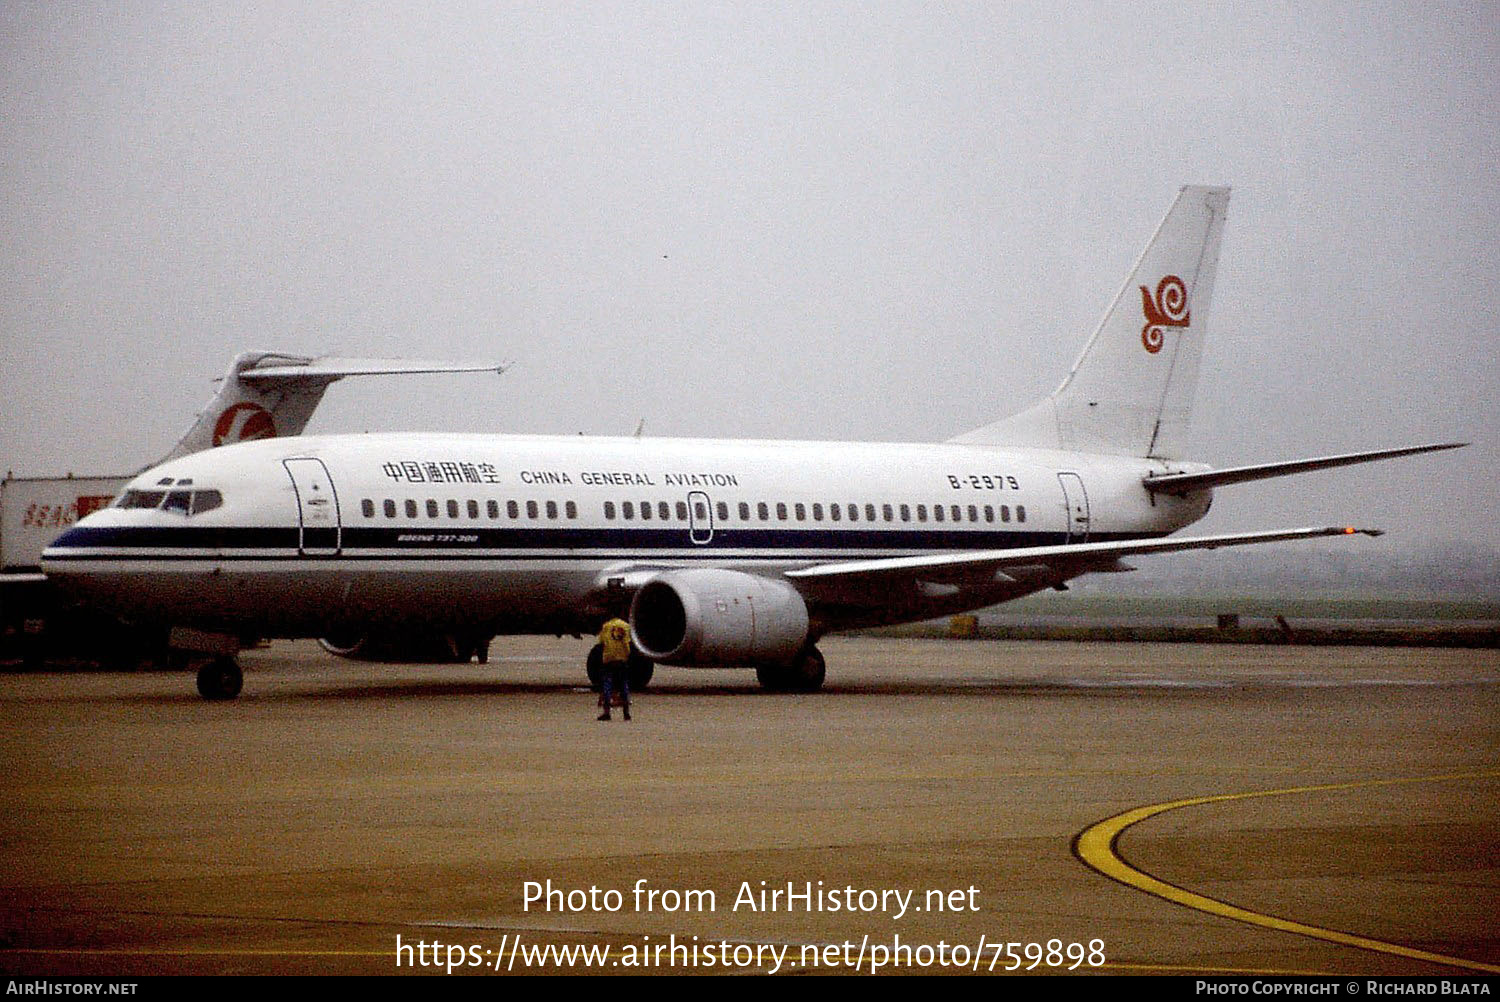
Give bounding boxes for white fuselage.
[41,432,1210,640]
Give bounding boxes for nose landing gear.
[170,627,244,700]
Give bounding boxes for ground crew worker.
[597,616,632,721]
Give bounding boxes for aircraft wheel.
[196,656,243,701]
[756,645,825,693]
[586,644,604,691]
[627,652,654,691]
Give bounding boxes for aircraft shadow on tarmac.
[105,673,1451,704]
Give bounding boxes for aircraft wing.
[1143,442,1465,495]
[784,525,1382,592]
[236,357,511,384]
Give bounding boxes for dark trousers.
[600,661,630,714]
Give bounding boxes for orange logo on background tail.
[1140,275,1190,354]
[212,402,277,447]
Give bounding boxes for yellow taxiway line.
[1073,769,1500,974]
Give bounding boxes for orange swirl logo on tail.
[212,402,277,447]
[1140,275,1190,354]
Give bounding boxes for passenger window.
[794,503,806,521]
[426,499,439,518]
[447,499,460,518]
[1001,505,1011,523]
[191,490,224,515]
[716,501,728,521]
[845,504,856,522]
[967,505,977,522]
[866,504,876,522]
[406,499,418,518]
[695,502,707,520]
[163,491,192,515]
[1017,505,1027,523]
[507,500,520,519]
[384,499,397,518]
[640,500,653,520]
[604,501,616,520]
[546,501,558,519]
[812,503,823,521]
[659,501,671,520]
[828,504,839,522]
[933,505,943,523]
[758,502,769,521]
[776,503,787,521]
[984,505,994,523]
[566,501,577,519]
[622,501,634,520]
[467,500,479,519]
[738,502,750,520]
[900,504,911,522]
[526,500,539,519]
[487,500,499,518]
[882,504,893,522]
[361,499,375,518]
[676,501,689,520]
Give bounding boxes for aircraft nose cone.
[42,525,96,560]
[48,526,87,548]
[41,525,108,581]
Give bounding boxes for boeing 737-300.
[41,186,1463,699]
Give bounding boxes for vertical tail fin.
[952,185,1229,458]
[158,352,326,465]
[155,352,509,466]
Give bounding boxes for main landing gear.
[756,644,826,693]
[194,656,243,700]
[586,644,655,691]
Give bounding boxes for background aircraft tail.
[157,352,508,465]
[952,185,1230,459]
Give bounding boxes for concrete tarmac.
[1,637,1496,976]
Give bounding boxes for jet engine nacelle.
[630,569,810,667]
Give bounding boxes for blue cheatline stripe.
[47,524,1153,557]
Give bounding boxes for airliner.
[41,187,1462,699]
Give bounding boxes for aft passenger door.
[283,458,341,555]
[1057,472,1090,543]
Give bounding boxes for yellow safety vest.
[599,618,631,664]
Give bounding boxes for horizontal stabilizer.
[1143,442,1466,495]
[237,357,511,384]
[786,526,1382,588]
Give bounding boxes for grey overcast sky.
[1,2,1495,551]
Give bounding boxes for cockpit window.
[116,487,223,515]
[119,490,167,509]
[190,490,223,515]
